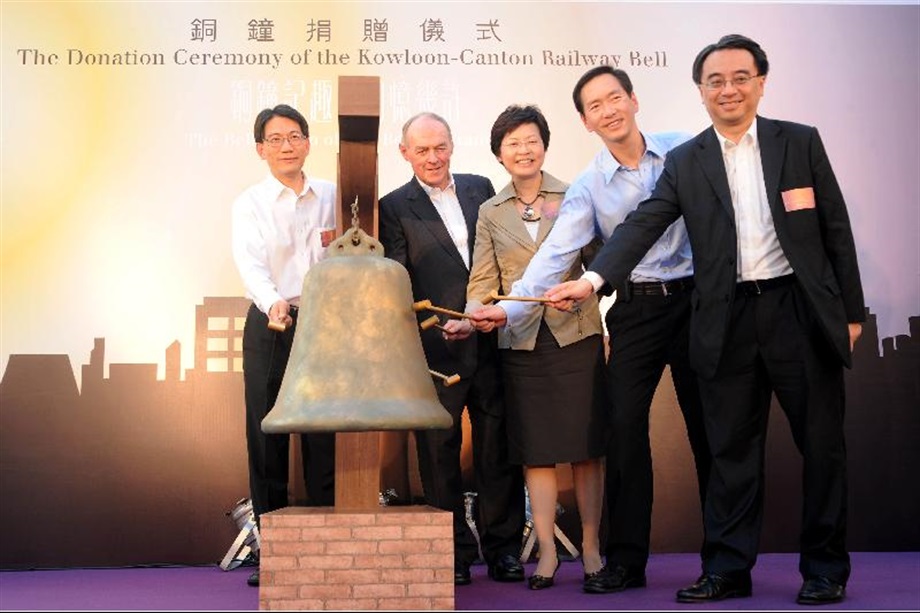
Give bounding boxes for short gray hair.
[400,112,453,147]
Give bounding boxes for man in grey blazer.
[379,112,526,586]
[547,35,865,605]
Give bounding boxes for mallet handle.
[429,369,461,387]
[489,289,552,303]
[413,300,471,320]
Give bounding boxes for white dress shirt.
[231,172,337,314]
[419,174,470,269]
[716,123,793,281]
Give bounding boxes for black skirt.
[501,321,608,465]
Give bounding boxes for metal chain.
[351,196,360,231]
[350,196,361,245]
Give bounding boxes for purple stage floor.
[1,552,918,610]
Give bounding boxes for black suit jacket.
[590,116,865,379]
[379,174,496,377]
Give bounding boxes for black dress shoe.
[583,564,647,594]
[247,571,259,587]
[676,573,752,602]
[487,553,525,582]
[797,576,845,605]
[454,562,472,586]
[528,556,560,590]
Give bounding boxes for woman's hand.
[441,318,474,341]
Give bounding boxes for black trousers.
[242,303,335,520]
[415,346,525,567]
[699,283,849,584]
[604,289,711,571]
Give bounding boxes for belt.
[736,274,796,297]
[626,277,695,296]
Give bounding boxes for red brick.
[426,510,453,525]
[298,554,353,569]
[262,527,301,542]
[351,526,403,540]
[377,507,436,526]
[258,584,298,599]
[326,513,377,526]
[430,539,453,553]
[380,568,436,583]
[375,511,433,525]
[326,569,381,584]
[261,555,297,570]
[353,583,407,598]
[298,584,354,599]
[403,525,451,539]
[265,507,328,524]
[277,568,324,583]
[408,583,454,597]
[325,539,378,555]
[404,553,452,569]
[378,539,432,555]
[260,508,454,610]
[323,598,378,609]
[273,540,325,556]
[271,568,325,585]
[353,554,404,569]
[301,526,351,540]
[383,597,442,610]
[266,598,325,610]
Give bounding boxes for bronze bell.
[261,227,452,434]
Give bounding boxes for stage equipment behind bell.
[219,498,260,571]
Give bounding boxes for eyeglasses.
[501,138,543,152]
[262,133,307,148]
[702,74,761,91]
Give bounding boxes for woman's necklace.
[515,190,543,221]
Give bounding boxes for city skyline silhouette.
[1,297,917,568]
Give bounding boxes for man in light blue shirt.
[471,66,711,594]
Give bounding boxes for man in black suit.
[379,112,526,586]
[547,35,864,605]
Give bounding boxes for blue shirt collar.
[600,132,669,183]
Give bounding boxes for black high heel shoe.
[528,555,561,590]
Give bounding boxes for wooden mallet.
[267,320,287,332]
[429,369,461,387]
[412,299,472,320]
[419,315,448,332]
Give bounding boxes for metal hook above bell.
[261,227,452,434]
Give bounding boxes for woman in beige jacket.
[465,105,607,590]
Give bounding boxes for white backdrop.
[2,1,918,382]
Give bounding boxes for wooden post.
[334,76,409,509]
[261,78,453,610]
[336,76,380,238]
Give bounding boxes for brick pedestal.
[259,506,454,610]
